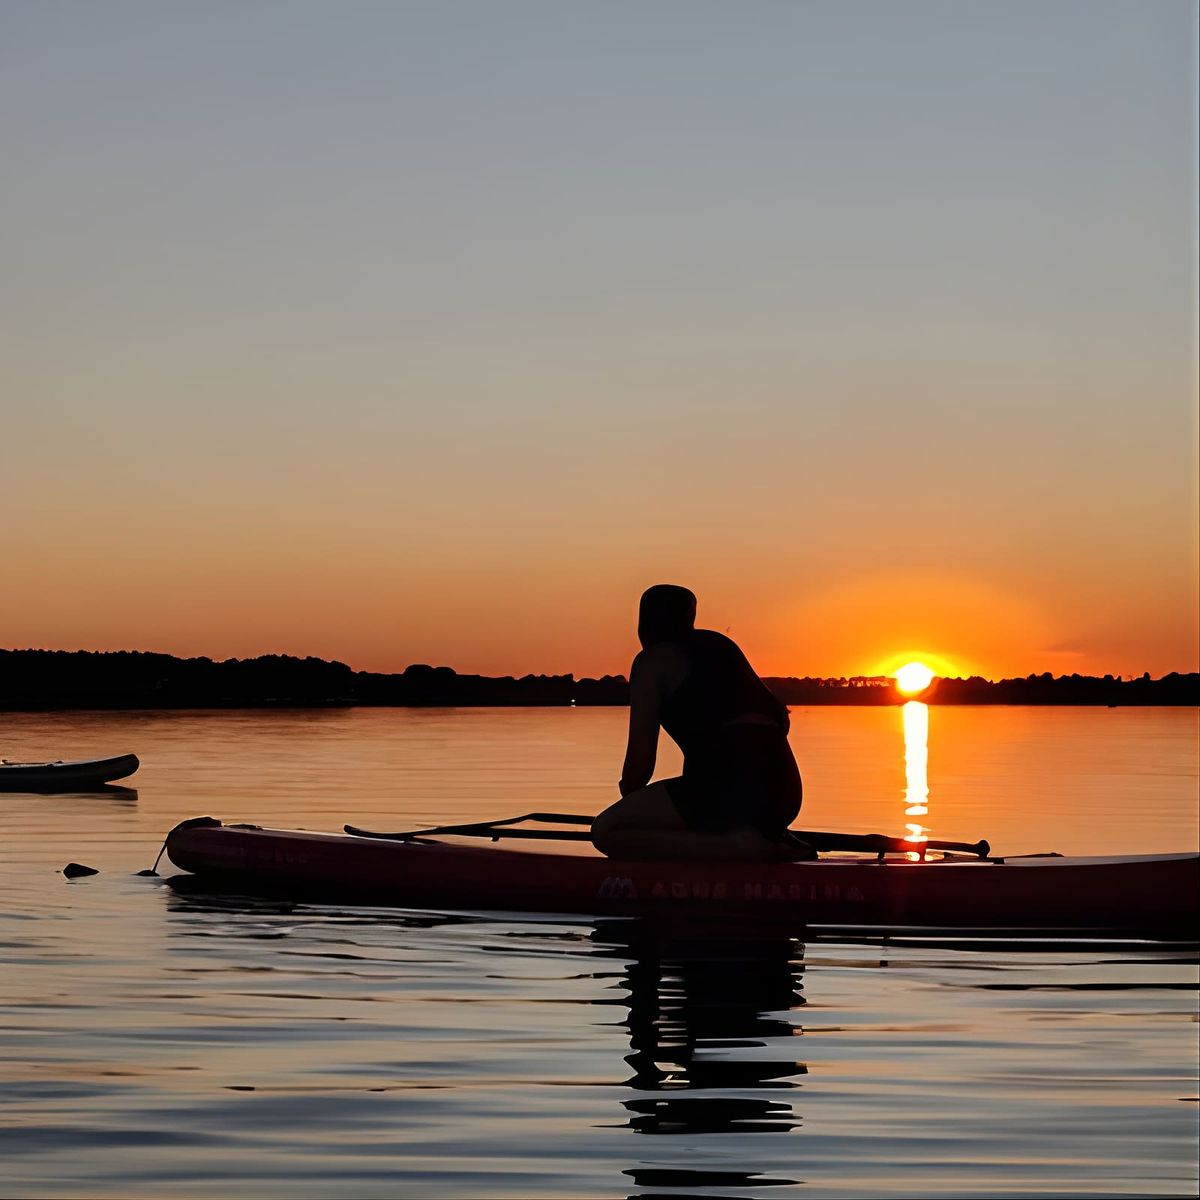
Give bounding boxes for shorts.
[664,723,802,839]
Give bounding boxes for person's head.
[637,584,697,649]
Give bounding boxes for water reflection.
[150,882,1200,1200]
[902,700,929,852]
[0,783,139,801]
[593,919,805,1193]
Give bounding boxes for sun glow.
[895,661,935,695]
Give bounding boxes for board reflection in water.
[594,920,806,1193]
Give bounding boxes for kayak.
[164,818,1200,937]
[0,753,139,791]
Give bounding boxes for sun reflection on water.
[903,699,929,858]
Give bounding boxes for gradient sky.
[2,0,1196,679]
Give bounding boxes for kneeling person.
[591,585,803,862]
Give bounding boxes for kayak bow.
[0,754,139,791]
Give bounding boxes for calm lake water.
[1,706,1197,1198]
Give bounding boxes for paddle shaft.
[344,812,989,858]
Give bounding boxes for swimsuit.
[659,631,802,838]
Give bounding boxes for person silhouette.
[591,585,806,861]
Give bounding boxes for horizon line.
[4,646,1197,687]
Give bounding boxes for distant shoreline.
[2,649,1197,710]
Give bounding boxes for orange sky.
[2,4,1197,681]
[4,516,1195,679]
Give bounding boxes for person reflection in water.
[593,919,806,1152]
[591,585,807,862]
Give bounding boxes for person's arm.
[619,652,661,796]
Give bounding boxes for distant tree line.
[763,672,1200,706]
[0,649,1196,710]
[0,650,625,709]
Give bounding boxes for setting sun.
[895,661,936,695]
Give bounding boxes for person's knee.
[590,804,622,850]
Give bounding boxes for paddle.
[344,812,991,859]
[344,812,592,842]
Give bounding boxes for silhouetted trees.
[0,649,356,708]
[0,649,1195,710]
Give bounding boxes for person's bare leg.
[592,781,782,862]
